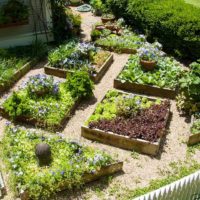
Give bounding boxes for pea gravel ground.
[0,7,195,200]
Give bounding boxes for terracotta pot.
[101,16,115,24]
[140,60,156,71]
[105,24,115,31]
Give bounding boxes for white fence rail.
[134,170,200,200]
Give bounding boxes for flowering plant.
[138,42,164,61]
[2,124,114,199]
[25,75,59,96]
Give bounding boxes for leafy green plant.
[2,124,114,199]
[65,70,94,99]
[191,119,200,135]
[105,0,200,59]
[177,61,200,113]
[2,74,93,129]
[118,54,182,89]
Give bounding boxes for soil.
[0,6,197,200]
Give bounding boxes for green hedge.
[105,0,200,59]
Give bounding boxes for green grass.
[185,0,200,7]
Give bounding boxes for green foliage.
[95,29,144,52]
[65,70,94,99]
[2,76,79,129]
[0,0,29,24]
[104,0,200,59]
[118,54,182,89]
[86,89,161,124]
[2,125,113,199]
[0,43,48,87]
[191,119,200,135]
[177,61,200,113]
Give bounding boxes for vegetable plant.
[118,54,182,89]
[86,90,169,142]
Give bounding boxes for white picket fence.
[134,170,200,200]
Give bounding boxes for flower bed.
[2,124,123,200]
[115,53,183,99]
[95,30,144,54]
[188,114,200,145]
[0,72,94,130]
[82,90,170,155]
[45,41,113,83]
[0,45,48,94]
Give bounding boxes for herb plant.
[191,119,200,135]
[2,124,113,199]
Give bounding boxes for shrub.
[65,70,94,99]
[105,0,200,59]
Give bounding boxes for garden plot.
[0,46,40,94]
[91,21,145,53]
[45,41,113,83]
[2,124,123,200]
[0,72,94,131]
[82,90,170,155]
[115,53,183,99]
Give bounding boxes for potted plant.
[90,0,104,16]
[101,13,115,23]
[138,42,163,71]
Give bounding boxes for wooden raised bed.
[0,58,38,94]
[81,92,171,156]
[0,98,80,131]
[95,44,137,54]
[44,54,114,83]
[114,78,177,99]
[188,116,200,146]
[20,161,123,200]
[0,20,28,29]
[0,172,6,198]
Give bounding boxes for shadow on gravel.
[55,170,124,200]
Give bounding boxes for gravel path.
[0,8,193,200]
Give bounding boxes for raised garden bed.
[0,172,6,198]
[0,58,37,94]
[2,125,123,200]
[45,53,113,83]
[0,72,93,131]
[82,90,171,155]
[188,116,200,146]
[91,27,145,54]
[47,41,113,82]
[115,54,182,99]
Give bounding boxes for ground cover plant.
[191,119,200,135]
[117,43,183,90]
[1,71,94,130]
[104,0,200,59]
[2,124,114,199]
[48,40,111,77]
[0,43,48,89]
[86,90,170,142]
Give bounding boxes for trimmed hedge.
[105,0,200,59]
